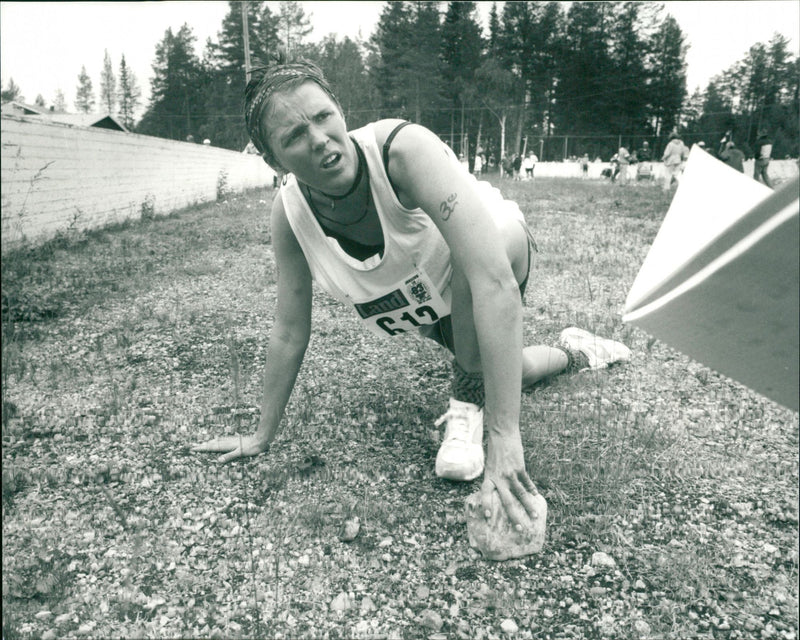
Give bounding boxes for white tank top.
[280,121,523,338]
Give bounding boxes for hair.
[244,50,342,169]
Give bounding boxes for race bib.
[353,270,450,338]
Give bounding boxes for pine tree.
[314,35,379,128]
[553,2,615,139]
[1,78,23,103]
[201,1,280,150]
[100,49,116,114]
[138,25,204,140]
[441,1,484,153]
[278,1,313,57]
[34,94,46,108]
[646,14,687,138]
[75,65,95,113]
[370,1,444,126]
[117,54,141,129]
[52,89,67,112]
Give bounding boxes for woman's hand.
[480,431,541,530]
[192,434,269,463]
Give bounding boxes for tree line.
[3,1,797,162]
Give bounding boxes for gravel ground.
[2,181,798,639]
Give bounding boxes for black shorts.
[420,225,536,354]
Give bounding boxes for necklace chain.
[304,142,371,227]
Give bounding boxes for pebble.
[35,611,52,620]
[634,579,647,591]
[500,618,518,634]
[568,604,582,615]
[355,621,375,636]
[590,586,607,597]
[418,609,443,631]
[416,585,430,600]
[360,596,376,614]
[330,592,351,613]
[597,614,616,636]
[591,552,616,569]
[54,613,72,625]
[543,609,554,618]
[633,619,651,636]
[339,517,361,542]
[41,631,57,640]
[763,543,778,555]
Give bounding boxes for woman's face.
[264,81,356,194]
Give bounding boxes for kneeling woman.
[194,57,630,529]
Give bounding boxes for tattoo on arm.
[439,193,458,221]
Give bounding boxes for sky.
[1,1,798,117]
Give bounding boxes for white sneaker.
[559,327,631,371]
[434,398,484,481]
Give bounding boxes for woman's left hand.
[480,432,541,530]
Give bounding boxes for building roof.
[0,101,129,132]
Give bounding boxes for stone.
[465,490,547,561]
[330,592,351,613]
[500,618,519,634]
[633,619,651,636]
[360,596,377,615]
[339,517,361,542]
[418,609,443,632]
[591,552,616,569]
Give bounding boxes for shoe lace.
[435,407,470,443]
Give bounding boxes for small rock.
[418,609,443,632]
[416,585,430,600]
[763,543,778,555]
[339,517,361,542]
[465,489,547,560]
[35,611,52,620]
[634,579,647,591]
[597,614,616,636]
[41,631,57,640]
[543,609,554,618]
[590,586,607,597]
[360,596,376,614]
[633,619,651,636]
[568,603,582,615]
[330,592,351,613]
[54,613,72,625]
[591,551,616,569]
[77,622,96,635]
[500,618,518,634]
[378,536,393,547]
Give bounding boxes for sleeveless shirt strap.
[382,121,413,198]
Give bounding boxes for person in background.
[719,140,745,173]
[753,129,774,188]
[473,152,483,178]
[512,153,522,181]
[581,153,589,179]
[661,132,689,192]
[612,145,630,184]
[194,55,631,530]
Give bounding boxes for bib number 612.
[375,305,439,336]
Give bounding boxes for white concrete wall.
[1,115,276,249]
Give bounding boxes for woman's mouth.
[320,152,341,169]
